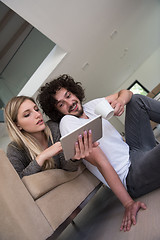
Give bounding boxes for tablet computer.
[60,115,102,160]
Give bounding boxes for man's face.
[54,88,84,117]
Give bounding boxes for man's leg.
[126,144,160,198]
[125,94,160,197]
[125,94,160,151]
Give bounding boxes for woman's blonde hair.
[4,96,54,170]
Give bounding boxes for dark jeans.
[125,94,160,198]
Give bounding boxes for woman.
[4,96,94,178]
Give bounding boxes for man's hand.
[106,89,133,117]
[120,200,147,232]
[110,98,125,116]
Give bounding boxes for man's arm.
[85,147,146,232]
[106,89,133,116]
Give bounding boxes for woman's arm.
[7,142,42,178]
[36,142,62,167]
[47,120,82,171]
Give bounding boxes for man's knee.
[130,93,143,102]
[127,94,145,108]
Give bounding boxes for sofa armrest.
[22,163,86,200]
[0,149,53,240]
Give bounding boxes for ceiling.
[0,3,32,75]
[1,0,160,99]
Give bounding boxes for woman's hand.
[72,130,99,160]
[120,200,147,232]
[36,142,62,166]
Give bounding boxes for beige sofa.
[0,149,101,240]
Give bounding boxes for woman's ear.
[16,122,22,130]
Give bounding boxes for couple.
[5,74,160,231]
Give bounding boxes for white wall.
[118,47,160,92]
[117,46,160,124]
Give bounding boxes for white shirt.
[60,98,131,188]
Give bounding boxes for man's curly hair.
[37,74,85,122]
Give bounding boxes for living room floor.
[56,186,123,240]
[56,185,160,240]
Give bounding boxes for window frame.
[127,80,149,95]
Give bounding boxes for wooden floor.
[56,186,160,240]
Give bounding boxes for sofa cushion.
[36,168,101,231]
[22,163,86,200]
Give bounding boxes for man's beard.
[75,106,84,118]
[68,102,84,118]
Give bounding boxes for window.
[128,80,149,96]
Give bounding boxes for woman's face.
[16,99,45,134]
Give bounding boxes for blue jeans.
[125,94,160,198]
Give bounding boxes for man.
[37,74,160,231]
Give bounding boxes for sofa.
[0,149,102,240]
